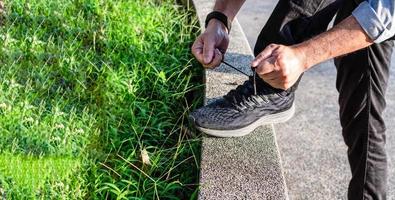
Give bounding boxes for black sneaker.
[189,75,295,137]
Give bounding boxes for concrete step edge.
[183,0,289,199]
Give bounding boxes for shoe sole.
[196,103,295,137]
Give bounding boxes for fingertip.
[204,57,210,64]
[203,43,215,64]
[210,50,222,67]
[251,60,258,68]
[255,66,262,74]
[204,52,214,64]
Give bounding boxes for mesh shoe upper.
[190,75,295,130]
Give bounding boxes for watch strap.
[205,11,231,32]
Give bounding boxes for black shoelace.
[221,60,257,95]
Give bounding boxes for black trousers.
[253,0,393,199]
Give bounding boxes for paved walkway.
[237,1,395,199]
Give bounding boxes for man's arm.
[191,0,245,68]
[297,16,372,69]
[252,0,395,90]
[212,0,245,22]
[251,16,373,90]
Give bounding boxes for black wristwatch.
[205,11,231,32]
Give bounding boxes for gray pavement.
[238,1,395,199]
[199,127,288,200]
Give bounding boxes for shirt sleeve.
[352,0,395,43]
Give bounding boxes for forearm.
[295,16,373,70]
[213,0,245,22]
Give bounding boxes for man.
[189,0,395,199]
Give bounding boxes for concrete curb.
[185,0,289,199]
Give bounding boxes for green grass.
[0,0,202,199]
[0,154,83,199]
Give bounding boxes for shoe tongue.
[253,75,284,95]
[223,78,252,104]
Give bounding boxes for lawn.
[0,0,202,199]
